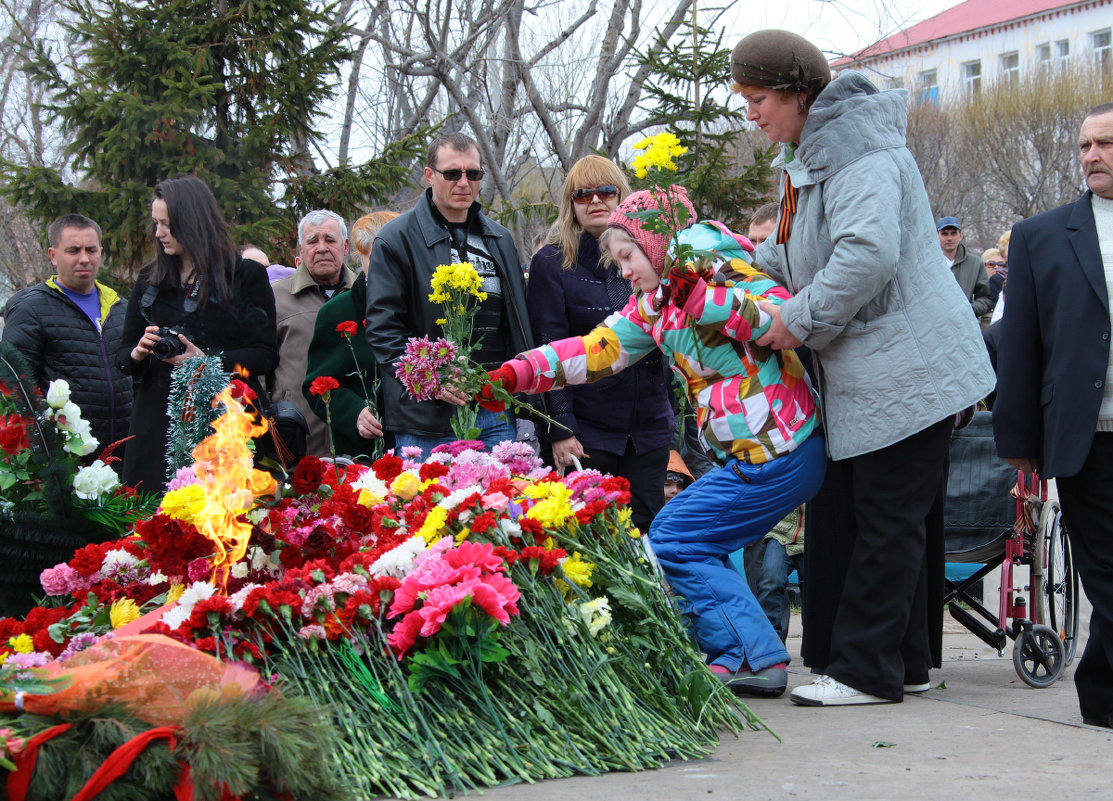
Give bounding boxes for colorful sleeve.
[684,261,793,344]
[517,298,659,393]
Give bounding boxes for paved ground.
[454,611,1109,801]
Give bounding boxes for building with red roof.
[834,0,1111,102]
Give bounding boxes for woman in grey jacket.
[733,30,995,706]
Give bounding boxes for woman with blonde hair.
[303,210,398,460]
[526,155,674,531]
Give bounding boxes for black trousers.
[801,418,952,701]
[582,440,670,533]
[1054,432,1113,720]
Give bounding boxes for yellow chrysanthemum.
[523,480,572,502]
[8,634,33,654]
[391,471,422,501]
[630,132,688,178]
[417,506,450,546]
[160,484,207,523]
[454,527,471,545]
[561,552,595,588]
[430,262,486,303]
[110,598,141,629]
[526,496,575,529]
[167,583,186,604]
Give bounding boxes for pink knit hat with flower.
[606,186,697,276]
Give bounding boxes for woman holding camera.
[117,175,278,491]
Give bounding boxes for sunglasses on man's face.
[432,166,485,182]
[571,185,620,204]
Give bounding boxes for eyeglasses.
[431,166,485,182]
[571,185,620,204]
[986,261,1007,268]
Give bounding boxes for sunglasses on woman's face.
[986,261,1007,268]
[432,167,485,182]
[572,185,620,204]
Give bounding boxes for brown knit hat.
[730,29,831,94]
[606,186,697,276]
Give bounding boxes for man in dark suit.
[994,101,1113,728]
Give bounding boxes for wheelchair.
[944,411,1080,687]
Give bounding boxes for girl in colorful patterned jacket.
[481,187,826,697]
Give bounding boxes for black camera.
[151,327,188,360]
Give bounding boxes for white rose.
[73,460,120,501]
[53,401,83,432]
[46,380,71,409]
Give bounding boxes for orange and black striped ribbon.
[776,172,798,245]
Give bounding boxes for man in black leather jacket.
[365,132,532,457]
[3,214,133,463]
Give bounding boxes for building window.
[1092,28,1112,71]
[1000,51,1019,82]
[917,69,938,104]
[1037,41,1051,65]
[962,60,982,94]
[1057,38,1071,66]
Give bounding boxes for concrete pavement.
[461,613,1109,801]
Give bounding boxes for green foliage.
[164,356,233,479]
[0,0,426,280]
[631,15,775,231]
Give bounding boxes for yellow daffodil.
[561,552,595,588]
[8,634,33,654]
[160,484,206,523]
[110,598,141,629]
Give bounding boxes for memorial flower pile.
[0,422,760,798]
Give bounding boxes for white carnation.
[72,460,119,501]
[579,595,612,637]
[230,561,249,579]
[368,534,426,578]
[46,380,71,409]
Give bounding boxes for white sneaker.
[790,675,894,706]
[904,681,931,694]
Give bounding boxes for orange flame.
[191,385,277,591]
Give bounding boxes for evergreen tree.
[0,0,427,278]
[632,12,775,233]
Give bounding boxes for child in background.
[479,186,825,697]
[664,449,694,502]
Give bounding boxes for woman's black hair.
[149,175,236,307]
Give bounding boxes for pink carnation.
[40,563,82,596]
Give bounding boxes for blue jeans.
[756,539,804,642]
[393,408,516,461]
[649,435,825,672]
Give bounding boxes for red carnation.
[372,453,404,484]
[471,511,497,535]
[419,461,450,482]
[229,378,257,403]
[309,376,339,397]
[335,320,358,338]
[291,456,328,495]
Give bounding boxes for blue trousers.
[394,408,516,461]
[649,434,826,672]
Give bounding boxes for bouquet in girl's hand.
[395,262,568,441]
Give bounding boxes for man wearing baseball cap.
[937,216,994,318]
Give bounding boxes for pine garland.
[164,356,232,479]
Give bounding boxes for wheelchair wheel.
[1013,624,1066,688]
[1034,499,1080,664]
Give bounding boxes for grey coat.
[753,71,995,460]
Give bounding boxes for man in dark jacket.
[365,132,532,458]
[2,214,132,462]
[937,216,995,318]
